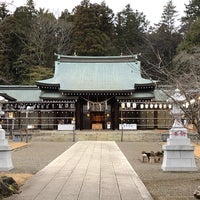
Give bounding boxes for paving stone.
[9,141,152,200]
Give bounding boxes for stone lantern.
[161,89,197,171]
[0,96,14,171]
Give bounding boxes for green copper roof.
[37,55,153,91]
[0,86,41,102]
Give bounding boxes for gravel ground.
[4,140,200,200]
[117,141,200,200]
[9,142,74,174]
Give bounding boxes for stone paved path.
[10,141,153,200]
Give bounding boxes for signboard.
[58,124,75,131]
[119,124,137,130]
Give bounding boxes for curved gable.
[37,55,153,92]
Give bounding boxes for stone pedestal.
[161,125,197,171]
[0,126,13,171]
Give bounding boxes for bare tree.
[26,9,57,66]
[140,48,200,135]
[55,19,73,55]
[27,9,73,66]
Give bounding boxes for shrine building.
[0,54,173,131]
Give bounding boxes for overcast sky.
[6,0,190,25]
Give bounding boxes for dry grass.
[9,142,29,150]
[0,173,32,186]
[0,142,32,186]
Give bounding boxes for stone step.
[28,130,162,142]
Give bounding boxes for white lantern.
[132,103,137,108]
[121,102,125,109]
[127,102,131,108]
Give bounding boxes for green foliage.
[0,54,13,84]
[14,54,53,84]
[114,4,149,54]
[184,0,200,21]
[28,65,53,85]
[181,0,200,34]
[178,17,200,51]
[13,54,31,84]
[0,2,9,20]
[71,0,116,56]
[159,0,178,33]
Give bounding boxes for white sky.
[6,0,190,25]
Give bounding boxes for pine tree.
[114,4,149,54]
[184,0,200,21]
[179,0,200,50]
[0,2,9,20]
[178,17,200,51]
[181,0,200,33]
[156,0,178,33]
[71,0,116,56]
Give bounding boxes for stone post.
[161,89,197,171]
[0,96,14,171]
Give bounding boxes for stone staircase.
[30,129,164,142]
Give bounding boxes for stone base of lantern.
[161,126,197,172]
[0,127,14,171]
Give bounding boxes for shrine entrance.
[80,97,114,130]
[90,112,105,130]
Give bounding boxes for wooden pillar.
[113,100,119,130]
[38,110,41,129]
[75,100,81,130]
